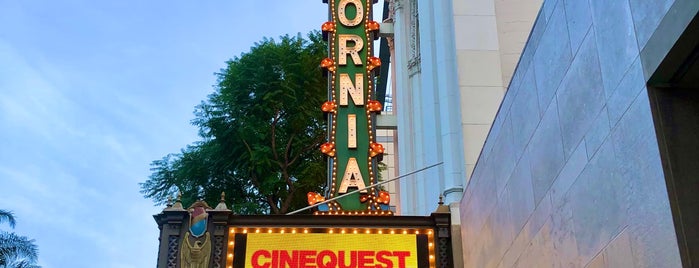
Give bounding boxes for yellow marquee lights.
[313,210,393,216]
[226,227,435,237]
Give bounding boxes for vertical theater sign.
[153,1,453,268]
[314,0,387,213]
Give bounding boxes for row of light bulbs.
[314,210,393,216]
[228,227,433,235]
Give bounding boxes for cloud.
[0,40,162,267]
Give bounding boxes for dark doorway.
[648,9,699,268]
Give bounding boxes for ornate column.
[208,193,232,268]
[154,196,187,268]
[432,197,453,268]
[154,192,232,268]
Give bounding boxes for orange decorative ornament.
[322,21,336,33]
[376,191,390,204]
[321,101,337,113]
[367,100,382,112]
[369,142,385,157]
[320,142,335,157]
[366,20,380,31]
[320,58,336,73]
[367,57,381,71]
[359,194,370,203]
[307,192,325,205]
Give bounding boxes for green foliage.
[141,32,328,214]
[0,210,40,268]
[376,161,388,191]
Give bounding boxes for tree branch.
[243,139,280,213]
[289,134,324,166]
[280,188,296,214]
[270,109,281,166]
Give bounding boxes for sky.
[0,1,380,267]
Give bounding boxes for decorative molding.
[393,0,404,10]
[408,57,421,76]
[167,235,179,268]
[387,37,395,51]
[387,0,395,20]
[213,235,224,268]
[408,0,420,77]
[438,227,450,238]
[438,237,450,268]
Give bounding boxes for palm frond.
[0,232,39,265]
[0,210,16,229]
[9,258,42,268]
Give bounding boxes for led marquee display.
[245,234,417,268]
[226,227,436,268]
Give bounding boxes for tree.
[141,32,328,214]
[0,210,40,268]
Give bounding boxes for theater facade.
[154,199,452,268]
[153,1,454,267]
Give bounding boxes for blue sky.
[0,1,386,267]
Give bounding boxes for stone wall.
[459,0,697,267]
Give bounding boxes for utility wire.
[286,162,443,215]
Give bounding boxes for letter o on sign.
[338,0,363,27]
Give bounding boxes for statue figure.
[180,232,211,268]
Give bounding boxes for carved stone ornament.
[213,235,224,268]
[180,232,211,268]
[407,0,421,76]
[408,57,421,76]
[393,0,403,10]
[167,235,179,268]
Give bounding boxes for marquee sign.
[226,226,436,268]
[245,234,417,268]
[312,0,387,213]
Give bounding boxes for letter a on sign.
[338,158,367,193]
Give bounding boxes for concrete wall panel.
[532,2,572,115]
[460,0,686,266]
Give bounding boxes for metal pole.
[286,162,443,215]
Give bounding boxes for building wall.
[376,128,399,213]
[393,0,465,215]
[391,0,541,216]
[453,0,542,183]
[459,0,695,267]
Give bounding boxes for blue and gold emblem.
[188,201,210,238]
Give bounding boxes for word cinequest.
[249,250,411,268]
